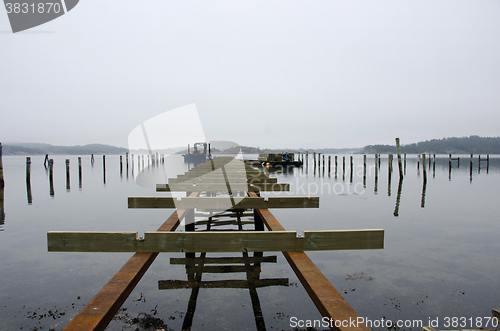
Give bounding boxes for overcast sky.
[1,0,500,149]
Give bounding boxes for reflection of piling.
[0,143,3,189]
[448,154,452,180]
[120,155,123,177]
[478,155,490,173]
[78,157,82,189]
[393,177,403,217]
[470,154,473,183]
[131,154,134,174]
[103,155,106,184]
[91,154,95,165]
[395,138,403,179]
[378,154,381,168]
[363,155,366,188]
[49,159,54,197]
[313,152,316,170]
[417,154,420,170]
[44,153,49,168]
[26,157,32,204]
[374,156,378,194]
[387,157,392,197]
[66,159,70,191]
[421,154,427,207]
[433,154,436,177]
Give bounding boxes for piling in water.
[421,154,428,207]
[334,156,338,179]
[66,159,70,191]
[49,159,54,197]
[126,153,129,174]
[78,157,82,189]
[328,156,331,177]
[350,156,353,183]
[395,138,403,179]
[44,154,49,168]
[388,156,392,197]
[374,155,379,195]
[120,155,123,176]
[26,157,32,204]
[422,154,427,182]
[363,155,366,188]
[404,153,407,174]
[393,177,403,217]
[103,155,106,184]
[91,154,95,165]
[342,156,345,181]
[131,154,134,174]
[0,143,4,189]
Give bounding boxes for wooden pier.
[48,156,383,331]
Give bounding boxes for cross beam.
[47,230,384,253]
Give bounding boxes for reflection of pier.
[159,209,289,331]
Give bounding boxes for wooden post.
[374,155,378,195]
[417,154,420,170]
[66,159,70,191]
[78,157,82,189]
[91,154,95,165]
[378,154,381,168]
[26,157,32,204]
[422,154,427,178]
[487,154,490,173]
[363,155,366,188]
[49,159,54,197]
[395,138,403,179]
[393,177,403,217]
[328,156,331,177]
[421,154,427,207]
[470,154,473,183]
[126,152,129,175]
[404,153,406,174]
[120,155,123,176]
[387,156,392,197]
[350,156,353,183]
[103,155,106,184]
[342,156,345,181]
[0,143,3,189]
[334,156,337,179]
[44,153,49,168]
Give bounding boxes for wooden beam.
[62,192,199,331]
[128,197,319,209]
[170,256,277,264]
[156,183,290,192]
[492,308,500,319]
[168,177,277,183]
[248,191,372,331]
[48,230,384,253]
[158,278,288,290]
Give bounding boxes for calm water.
[0,154,499,331]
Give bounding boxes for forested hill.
[3,143,127,155]
[361,136,500,154]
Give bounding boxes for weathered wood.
[248,191,372,331]
[66,159,70,191]
[156,183,290,192]
[78,157,82,189]
[48,230,384,253]
[62,192,199,331]
[49,159,54,197]
[170,256,277,265]
[168,177,277,184]
[128,197,319,209]
[395,138,403,178]
[26,157,32,204]
[0,143,4,189]
[158,278,288,290]
[492,308,500,319]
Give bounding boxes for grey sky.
[1,0,500,149]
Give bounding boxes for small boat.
[183,142,211,163]
[254,153,303,167]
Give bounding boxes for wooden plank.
[170,256,277,264]
[168,177,277,183]
[48,230,384,253]
[158,278,288,289]
[156,183,290,192]
[63,192,199,331]
[248,191,372,331]
[128,197,319,209]
[492,308,500,319]
[186,265,261,274]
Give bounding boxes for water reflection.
[0,186,4,231]
[159,208,288,331]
